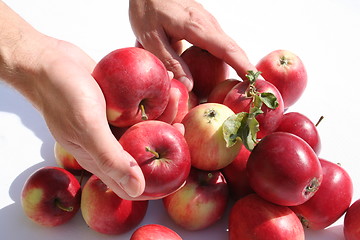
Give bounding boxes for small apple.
[21,166,81,227]
[119,120,191,198]
[54,141,84,175]
[275,111,322,155]
[344,198,360,240]
[222,146,253,200]
[92,47,171,127]
[130,224,183,240]
[207,78,240,103]
[162,168,229,231]
[229,193,305,240]
[157,78,191,124]
[181,102,241,171]
[290,158,353,230]
[181,45,229,101]
[256,49,307,109]
[81,174,148,235]
[223,72,284,139]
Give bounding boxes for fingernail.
[118,174,143,198]
[178,76,193,91]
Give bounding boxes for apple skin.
[290,158,353,230]
[119,120,191,198]
[181,102,241,171]
[162,168,229,231]
[247,132,323,206]
[181,45,229,102]
[344,199,360,240]
[207,78,240,104]
[222,146,254,200]
[157,78,190,124]
[275,111,321,155]
[54,141,84,175]
[130,224,183,240]
[256,49,307,109]
[229,193,305,240]
[223,78,284,139]
[21,166,81,227]
[92,47,171,127]
[81,175,148,235]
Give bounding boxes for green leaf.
[222,112,260,151]
[259,92,279,109]
[245,70,262,84]
[223,112,247,148]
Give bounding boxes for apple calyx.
[279,55,291,66]
[223,71,279,151]
[303,177,321,198]
[55,198,74,212]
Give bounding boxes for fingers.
[140,29,194,91]
[78,121,146,199]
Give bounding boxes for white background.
[1,0,360,239]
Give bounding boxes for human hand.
[129,0,258,91]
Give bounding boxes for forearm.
[0,1,53,105]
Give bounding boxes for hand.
[0,0,146,199]
[129,0,257,91]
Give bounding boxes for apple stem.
[55,199,74,212]
[145,146,160,159]
[140,104,148,120]
[315,116,324,127]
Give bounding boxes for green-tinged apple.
[157,78,191,124]
[229,194,305,240]
[182,102,241,170]
[92,47,171,127]
[119,120,191,198]
[21,166,81,227]
[81,175,148,235]
[207,78,240,103]
[256,49,307,109]
[130,224,183,240]
[162,168,229,231]
[181,45,229,102]
[222,146,254,200]
[54,141,85,175]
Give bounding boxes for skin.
[129,0,258,90]
[1,0,256,200]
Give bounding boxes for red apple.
[222,146,253,200]
[207,78,240,103]
[275,111,322,155]
[181,102,241,170]
[119,120,191,198]
[54,141,84,175]
[157,78,190,124]
[247,132,322,206]
[229,193,305,240]
[181,45,229,101]
[290,158,353,230]
[81,174,148,235]
[162,168,229,231]
[223,77,284,139]
[256,49,307,109]
[92,47,171,127]
[344,199,360,240]
[21,166,81,227]
[130,224,183,240]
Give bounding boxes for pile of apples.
[20,44,360,240]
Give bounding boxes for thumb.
[140,30,194,91]
[83,125,146,198]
